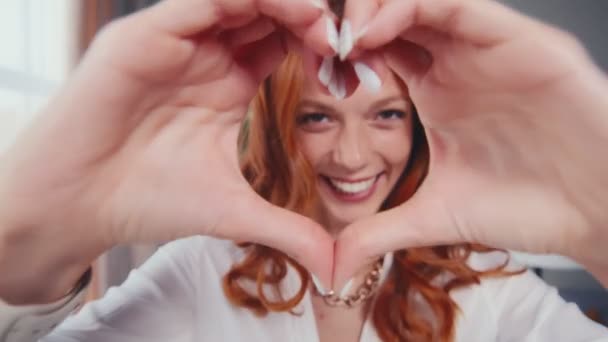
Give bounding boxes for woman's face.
[295,74,414,233]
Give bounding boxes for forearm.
[569,67,608,288]
[580,262,608,288]
[0,223,94,305]
[0,125,106,305]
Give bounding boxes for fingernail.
[311,0,325,10]
[337,71,346,99]
[328,71,345,100]
[326,17,339,54]
[339,20,353,60]
[338,278,354,298]
[318,57,334,86]
[328,75,339,99]
[354,62,382,93]
[355,25,369,42]
[311,273,328,295]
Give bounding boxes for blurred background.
[0,0,606,326]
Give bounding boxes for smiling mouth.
[321,173,383,202]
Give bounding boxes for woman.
[229,53,516,340]
[36,53,605,341]
[1,0,608,340]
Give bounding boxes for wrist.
[0,221,99,305]
[0,246,92,305]
[566,68,608,286]
[575,260,608,289]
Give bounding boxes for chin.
[322,205,381,229]
[316,172,391,229]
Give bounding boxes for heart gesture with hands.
[332,0,608,288]
[0,0,340,304]
[0,0,608,308]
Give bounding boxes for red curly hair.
[223,54,518,341]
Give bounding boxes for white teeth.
[329,177,376,194]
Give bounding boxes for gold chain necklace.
[312,259,384,308]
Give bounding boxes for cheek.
[296,132,334,168]
[372,128,413,166]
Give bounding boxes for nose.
[333,124,368,172]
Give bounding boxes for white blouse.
[44,236,608,342]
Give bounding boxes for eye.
[376,109,406,120]
[296,112,330,125]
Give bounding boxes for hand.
[334,0,608,287]
[0,0,337,304]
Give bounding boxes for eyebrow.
[370,96,410,112]
[297,95,410,114]
[297,100,334,113]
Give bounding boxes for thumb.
[334,188,462,288]
[382,40,433,86]
[216,191,334,287]
[234,30,289,84]
[356,0,527,51]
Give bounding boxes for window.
[0,0,80,151]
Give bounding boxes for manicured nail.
[379,252,394,283]
[337,71,346,99]
[311,273,328,295]
[326,17,339,54]
[328,71,345,100]
[339,20,353,60]
[354,62,382,93]
[338,278,354,298]
[328,75,340,99]
[318,57,334,86]
[355,25,369,42]
[311,0,325,10]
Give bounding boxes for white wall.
[0,0,80,151]
[0,0,159,295]
[503,0,608,71]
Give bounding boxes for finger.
[300,52,334,97]
[357,0,533,52]
[224,15,337,57]
[220,192,335,288]
[333,189,461,287]
[349,51,390,96]
[294,14,340,56]
[382,40,433,85]
[258,0,324,26]
[142,0,226,36]
[143,0,324,38]
[298,44,389,100]
[223,17,277,48]
[340,0,381,60]
[400,27,452,54]
[234,31,289,83]
[258,0,338,56]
